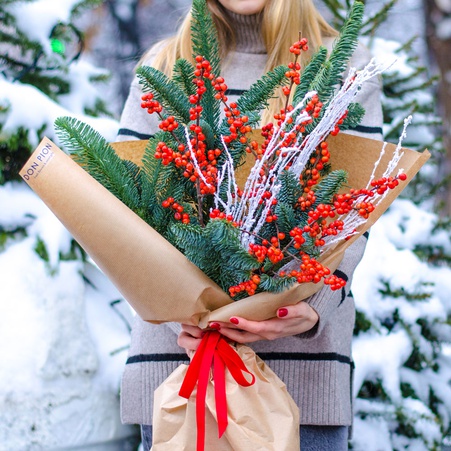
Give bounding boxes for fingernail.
[210,322,221,330]
[278,308,288,318]
[230,317,239,325]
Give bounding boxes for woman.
[117,0,383,449]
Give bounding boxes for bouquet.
[54,1,408,300]
[20,1,430,449]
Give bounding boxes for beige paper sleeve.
[21,134,429,327]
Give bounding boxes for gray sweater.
[116,11,383,428]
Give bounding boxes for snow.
[0,183,136,448]
[2,0,450,448]
[58,59,111,115]
[352,416,393,451]
[353,330,412,402]
[0,74,119,147]
[5,0,81,55]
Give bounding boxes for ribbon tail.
[213,351,228,438]
[195,332,221,451]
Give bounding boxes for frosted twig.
[185,127,212,189]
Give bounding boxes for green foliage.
[136,66,191,123]
[173,59,197,97]
[293,2,365,132]
[313,170,348,205]
[190,0,221,134]
[171,220,260,292]
[378,279,433,301]
[340,102,365,130]
[54,117,141,213]
[353,309,374,335]
[235,65,288,122]
[0,127,34,184]
[34,237,50,262]
[294,47,328,105]
[320,2,364,100]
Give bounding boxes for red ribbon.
[178,331,256,451]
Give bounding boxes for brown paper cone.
[21,134,429,327]
[20,137,232,324]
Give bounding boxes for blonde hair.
[142,0,338,122]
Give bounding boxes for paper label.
[20,138,55,181]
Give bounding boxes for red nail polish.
[230,317,239,325]
[210,322,220,330]
[278,308,288,318]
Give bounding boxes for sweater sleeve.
[297,42,384,339]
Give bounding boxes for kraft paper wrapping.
[20,134,430,327]
[151,344,300,451]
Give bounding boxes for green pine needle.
[172,58,197,97]
[313,169,348,205]
[136,66,191,124]
[54,117,141,212]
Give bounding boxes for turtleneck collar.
[223,9,266,54]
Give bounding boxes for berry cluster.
[140,92,162,114]
[212,74,252,145]
[248,235,285,265]
[289,37,309,55]
[139,35,409,301]
[371,173,407,194]
[161,197,190,224]
[278,253,345,289]
[229,274,261,297]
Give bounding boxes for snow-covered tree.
[0,0,139,449]
[321,1,451,449]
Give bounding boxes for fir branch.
[293,46,328,104]
[190,0,221,77]
[54,116,141,212]
[361,0,398,36]
[275,202,298,236]
[277,170,304,206]
[318,1,365,101]
[339,102,365,130]
[313,170,348,205]
[136,65,191,123]
[258,273,297,293]
[172,58,197,97]
[190,0,221,133]
[236,65,289,118]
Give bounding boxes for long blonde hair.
[142,0,338,122]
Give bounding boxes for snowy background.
[1,0,450,450]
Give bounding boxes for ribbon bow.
[179,331,256,451]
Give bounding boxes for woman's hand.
[177,301,319,353]
[209,301,319,344]
[177,324,204,356]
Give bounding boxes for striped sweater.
[116,11,383,428]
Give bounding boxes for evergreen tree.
[321,1,451,449]
[0,1,137,448]
[0,0,117,184]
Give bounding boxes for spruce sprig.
[319,1,364,100]
[172,59,197,97]
[190,0,221,134]
[312,170,348,206]
[293,46,328,105]
[136,66,191,124]
[235,65,289,119]
[54,116,141,212]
